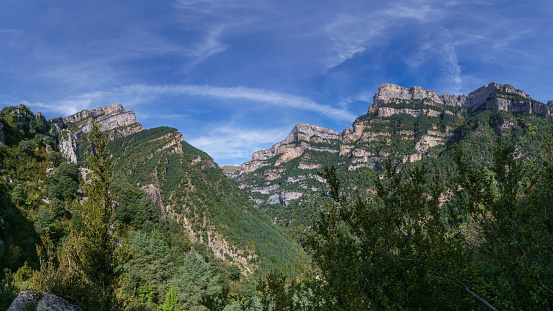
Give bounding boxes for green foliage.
[11,184,27,206]
[111,178,158,230]
[108,127,305,275]
[47,162,79,201]
[37,121,133,311]
[122,230,175,303]
[34,207,56,236]
[172,248,222,311]
[158,286,187,311]
[18,140,36,156]
[260,137,553,310]
[0,269,18,311]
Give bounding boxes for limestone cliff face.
[240,123,340,175]
[237,82,551,211]
[64,104,126,124]
[63,104,143,139]
[51,104,144,162]
[371,83,466,108]
[59,129,78,163]
[476,97,551,117]
[370,82,547,116]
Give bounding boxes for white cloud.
[188,125,291,164]
[439,42,462,94]
[23,84,356,122]
[324,2,441,69]
[115,84,356,121]
[186,25,229,68]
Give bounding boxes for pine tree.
[38,122,131,311]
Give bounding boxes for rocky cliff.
[50,104,144,163]
[240,123,340,174]
[235,82,552,237]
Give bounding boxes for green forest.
[1,101,553,310]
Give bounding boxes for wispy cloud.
[0,29,17,34]
[188,125,291,164]
[324,3,440,69]
[186,25,229,68]
[23,84,356,122]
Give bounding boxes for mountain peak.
[370,82,549,117]
[284,123,340,144]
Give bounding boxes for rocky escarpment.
[141,184,166,219]
[370,82,549,117]
[235,83,552,234]
[50,104,144,163]
[240,123,340,175]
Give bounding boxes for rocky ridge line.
[237,82,552,208]
[50,104,144,163]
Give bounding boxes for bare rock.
[36,293,82,311]
[8,291,42,311]
[8,291,81,311]
[141,184,166,219]
[240,123,339,174]
[58,130,78,164]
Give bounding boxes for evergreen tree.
[172,247,221,311]
[68,121,132,310]
[38,121,132,310]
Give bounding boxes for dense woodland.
[1,102,553,310]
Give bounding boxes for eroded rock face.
[68,108,143,140]
[240,123,340,174]
[54,104,145,163]
[371,82,537,113]
[63,104,125,124]
[59,129,78,164]
[141,184,166,219]
[8,291,81,311]
[478,98,551,117]
[372,83,466,108]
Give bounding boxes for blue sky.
[1,0,552,165]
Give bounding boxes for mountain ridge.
[233,82,552,238]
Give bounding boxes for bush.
[47,152,65,167]
[18,140,35,156]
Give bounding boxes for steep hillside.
[235,83,553,238]
[108,127,304,274]
[50,105,304,274]
[0,105,59,282]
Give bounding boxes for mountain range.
[232,82,553,238]
[1,81,552,309]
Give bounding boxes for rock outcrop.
[141,184,166,219]
[237,82,551,213]
[62,104,143,139]
[372,83,466,108]
[51,104,144,163]
[58,129,78,163]
[240,123,340,174]
[370,82,548,116]
[8,291,81,311]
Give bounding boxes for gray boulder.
[8,291,81,311]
